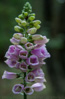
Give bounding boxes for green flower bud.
[15,17,22,23]
[18,14,24,19]
[33,20,41,26]
[28,16,35,21]
[29,9,32,13]
[32,34,43,40]
[30,13,35,16]
[21,20,27,26]
[20,37,27,44]
[18,23,22,27]
[14,26,21,32]
[24,12,28,16]
[14,26,23,32]
[13,33,22,40]
[35,25,41,29]
[27,27,37,34]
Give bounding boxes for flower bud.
[27,27,37,34]
[13,33,23,40]
[24,12,28,16]
[14,26,21,32]
[35,25,41,29]
[33,20,41,26]
[20,37,27,44]
[21,20,27,26]
[32,34,43,40]
[18,14,24,19]
[15,17,22,23]
[28,16,35,21]
[30,13,35,16]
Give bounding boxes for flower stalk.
[24,72,27,99]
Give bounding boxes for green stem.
[24,72,27,99]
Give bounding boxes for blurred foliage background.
[0,0,65,99]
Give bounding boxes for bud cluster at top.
[2,2,50,96]
[14,2,41,34]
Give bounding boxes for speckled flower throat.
[2,2,50,99]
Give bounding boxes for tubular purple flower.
[2,70,17,79]
[5,59,17,68]
[12,84,24,94]
[26,55,39,66]
[14,45,24,56]
[16,62,20,69]
[24,86,34,95]
[35,76,46,83]
[5,52,10,58]
[10,37,20,45]
[19,50,28,59]
[9,54,19,61]
[19,62,28,72]
[34,36,49,45]
[31,45,50,59]
[25,72,35,82]
[5,45,24,59]
[8,45,15,54]
[32,68,44,77]
[31,83,46,92]
[25,42,36,50]
[39,58,46,65]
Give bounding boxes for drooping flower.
[25,42,36,50]
[31,83,46,92]
[34,36,49,46]
[10,37,20,45]
[25,72,35,82]
[2,70,17,79]
[10,33,23,45]
[19,62,28,72]
[31,45,50,59]
[12,84,24,94]
[5,45,24,58]
[16,62,21,69]
[5,59,17,68]
[35,76,46,83]
[26,55,39,67]
[24,86,34,95]
[19,50,28,59]
[31,68,44,77]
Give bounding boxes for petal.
[5,59,17,68]
[2,70,17,79]
[31,83,46,92]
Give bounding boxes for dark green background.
[0,0,65,99]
